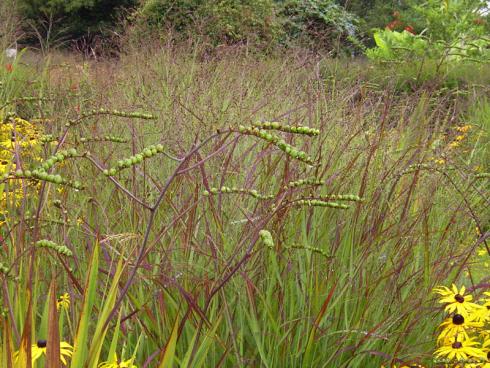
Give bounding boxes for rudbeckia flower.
[57,292,71,310]
[437,314,482,343]
[98,353,137,368]
[434,336,486,362]
[14,340,73,364]
[434,284,480,316]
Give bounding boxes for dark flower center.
[37,340,47,348]
[452,341,463,349]
[454,294,465,303]
[452,314,465,325]
[487,351,490,360]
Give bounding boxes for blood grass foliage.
[0,44,489,367]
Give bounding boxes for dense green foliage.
[366,0,489,64]
[137,0,280,46]
[135,0,361,50]
[278,0,360,50]
[18,0,136,42]
[14,0,490,54]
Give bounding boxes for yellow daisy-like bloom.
[381,365,426,368]
[434,158,446,165]
[456,125,471,133]
[14,340,73,365]
[98,353,137,368]
[474,340,490,368]
[434,336,486,362]
[57,292,70,310]
[434,284,481,317]
[454,135,466,142]
[437,314,482,343]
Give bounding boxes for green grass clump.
[0,45,488,368]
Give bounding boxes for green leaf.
[158,316,179,368]
[70,242,99,368]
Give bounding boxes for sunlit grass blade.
[87,256,125,368]
[182,316,223,368]
[158,315,179,368]
[17,288,32,368]
[1,315,15,368]
[71,242,99,368]
[303,282,337,365]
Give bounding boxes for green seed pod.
[259,230,274,248]
[295,199,349,209]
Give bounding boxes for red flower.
[404,25,415,34]
[386,20,402,31]
[5,63,13,73]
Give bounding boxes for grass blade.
[158,315,179,368]
[46,279,61,368]
[71,242,99,368]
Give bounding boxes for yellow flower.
[434,336,486,362]
[98,354,137,368]
[434,158,446,165]
[437,314,482,343]
[14,340,73,365]
[57,292,70,310]
[456,125,471,133]
[476,340,490,367]
[470,305,490,323]
[434,284,481,317]
[449,141,460,149]
[455,135,465,141]
[381,365,426,368]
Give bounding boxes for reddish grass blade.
[304,282,337,361]
[46,279,61,368]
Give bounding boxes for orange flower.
[386,20,402,31]
[404,25,415,34]
[5,63,13,73]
